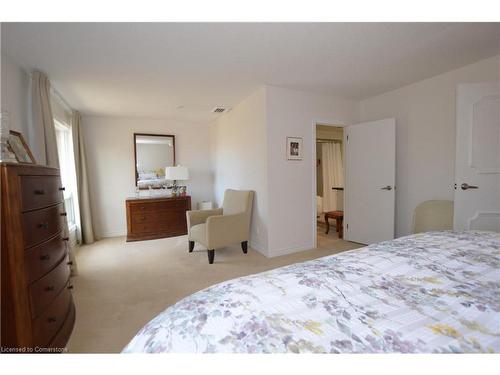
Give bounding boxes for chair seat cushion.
[190,223,207,244]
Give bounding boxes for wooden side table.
[324,210,344,239]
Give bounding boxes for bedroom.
[1,1,499,374]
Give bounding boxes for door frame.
[311,120,348,249]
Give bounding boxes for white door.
[344,118,396,244]
[454,83,500,232]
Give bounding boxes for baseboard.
[249,239,269,257]
[266,241,314,258]
[98,230,127,238]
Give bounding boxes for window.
[55,119,78,232]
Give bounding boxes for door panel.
[345,118,396,244]
[454,83,500,231]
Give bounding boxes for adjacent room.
[315,124,346,248]
[1,22,499,356]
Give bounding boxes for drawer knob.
[45,286,55,292]
[62,237,69,241]
[60,212,67,217]
[59,187,65,191]
[67,261,73,266]
[34,189,45,195]
[67,285,74,290]
[47,317,57,323]
[39,254,51,261]
[38,222,49,229]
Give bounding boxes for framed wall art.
[286,136,303,160]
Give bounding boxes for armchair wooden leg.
[207,249,215,264]
[241,241,248,254]
[188,241,195,253]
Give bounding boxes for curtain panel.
[321,142,344,212]
[30,71,59,167]
[72,111,95,244]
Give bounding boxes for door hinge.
[346,223,348,229]
[346,135,349,141]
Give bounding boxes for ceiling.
[2,23,500,122]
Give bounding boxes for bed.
[137,170,169,189]
[123,231,500,353]
[137,177,168,189]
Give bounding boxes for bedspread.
[123,231,500,353]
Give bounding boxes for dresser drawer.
[32,286,72,347]
[48,298,75,349]
[130,221,164,235]
[130,210,185,224]
[130,199,188,213]
[29,254,71,318]
[22,204,65,248]
[130,211,157,224]
[25,233,68,284]
[20,175,64,212]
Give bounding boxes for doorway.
[312,118,396,249]
[315,124,345,248]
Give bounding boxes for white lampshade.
[165,165,189,181]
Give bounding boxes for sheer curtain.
[321,142,344,212]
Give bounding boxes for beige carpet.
[66,230,362,353]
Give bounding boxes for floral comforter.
[123,231,500,353]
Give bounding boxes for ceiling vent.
[211,106,231,114]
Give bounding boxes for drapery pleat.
[72,111,95,244]
[321,142,344,212]
[30,71,59,168]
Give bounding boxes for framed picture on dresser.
[8,130,36,164]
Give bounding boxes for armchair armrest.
[186,208,223,228]
[205,213,248,249]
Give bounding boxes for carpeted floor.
[66,229,362,353]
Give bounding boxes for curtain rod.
[50,87,74,113]
[28,72,74,113]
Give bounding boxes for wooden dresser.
[1,163,75,352]
[126,195,191,241]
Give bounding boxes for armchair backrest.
[222,189,254,216]
[222,189,254,235]
[412,200,453,234]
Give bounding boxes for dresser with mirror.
[127,133,191,241]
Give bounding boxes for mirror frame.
[133,133,176,189]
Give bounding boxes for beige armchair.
[186,189,254,264]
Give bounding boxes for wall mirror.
[134,133,175,189]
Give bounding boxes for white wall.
[265,86,358,256]
[210,88,269,254]
[359,54,500,237]
[1,53,30,140]
[83,116,214,238]
[209,86,358,257]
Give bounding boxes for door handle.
[381,186,392,191]
[461,183,478,190]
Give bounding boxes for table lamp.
[165,165,189,195]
